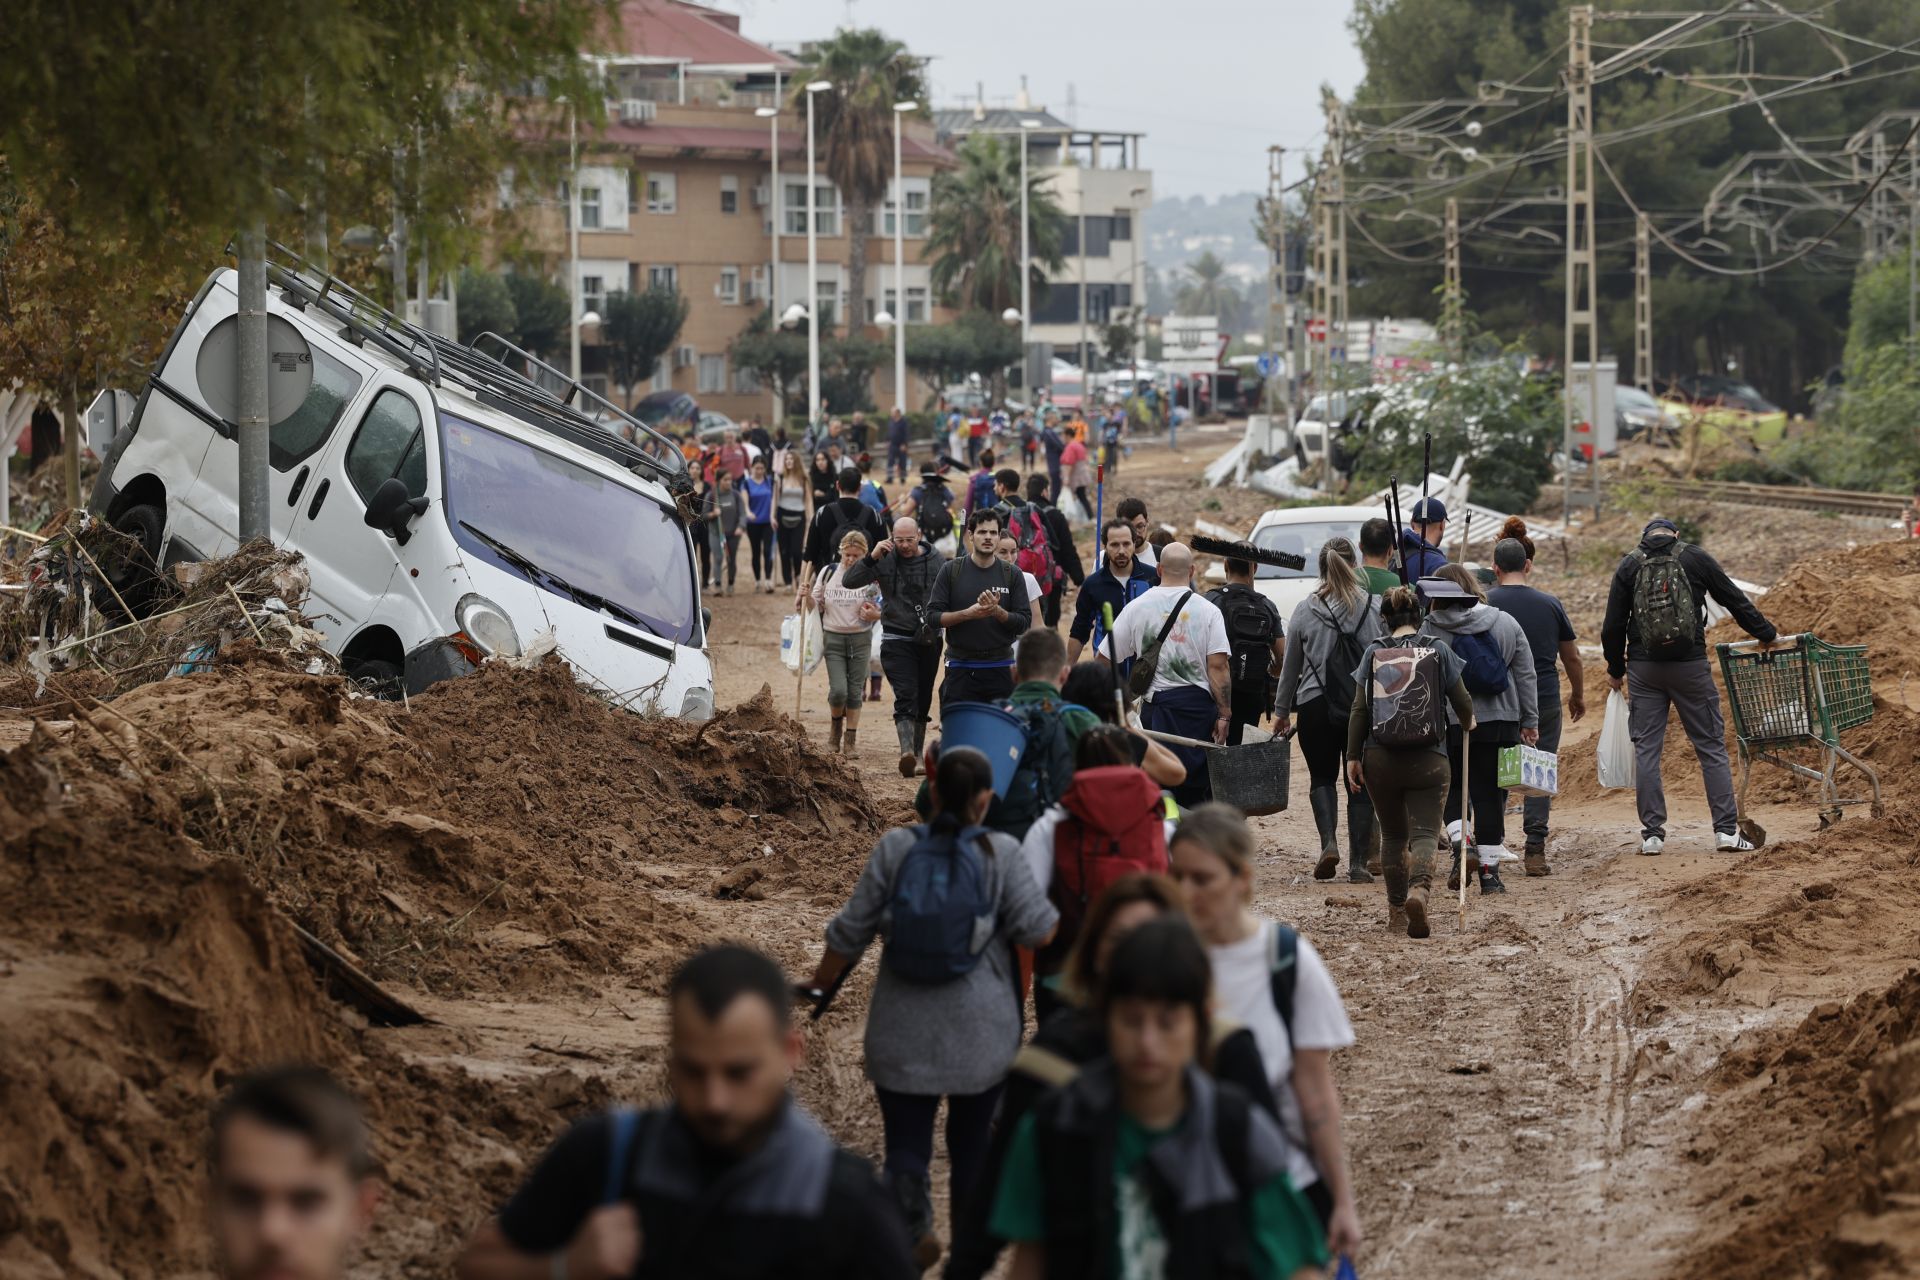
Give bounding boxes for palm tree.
[1175,251,1243,329]
[925,134,1066,315]
[788,29,928,336]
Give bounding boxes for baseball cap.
[1410,497,1449,523]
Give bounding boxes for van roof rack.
[257,241,689,492]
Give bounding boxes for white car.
[90,249,715,718]
[1245,504,1384,618]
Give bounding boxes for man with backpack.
[905,468,958,550]
[458,945,915,1280]
[1026,473,1086,630]
[1205,544,1286,746]
[987,628,1102,841]
[805,466,887,574]
[965,450,999,519]
[990,468,1060,618]
[930,508,1032,709]
[1400,496,1450,582]
[1601,517,1780,855]
[845,516,950,777]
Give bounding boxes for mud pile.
[1716,537,1920,683]
[0,658,882,1275]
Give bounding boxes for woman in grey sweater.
[805,747,1058,1267]
[1275,539,1384,882]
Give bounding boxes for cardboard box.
[1497,744,1559,797]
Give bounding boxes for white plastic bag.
[780,612,825,675]
[1597,689,1635,790]
[934,533,959,559]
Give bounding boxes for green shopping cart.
[1716,633,1882,828]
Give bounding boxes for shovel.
[1739,808,1768,848]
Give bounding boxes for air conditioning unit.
[752,183,771,207]
[673,345,696,369]
[618,99,657,125]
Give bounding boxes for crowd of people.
[205,413,1788,1280]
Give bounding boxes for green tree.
[1103,317,1138,366]
[1174,251,1243,331]
[729,310,810,410]
[501,271,571,360]
[456,268,518,346]
[788,29,928,337]
[926,134,1066,314]
[1843,248,1914,367]
[600,287,690,407]
[1351,355,1561,513]
[822,336,887,414]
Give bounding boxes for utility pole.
[391,145,409,316]
[1871,131,1890,261]
[1265,145,1285,418]
[1323,89,1349,486]
[1442,196,1461,360]
[236,224,270,542]
[1078,202,1089,384]
[1563,4,1600,523]
[1635,212,1653,392]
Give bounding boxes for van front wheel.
[345,657,404,700]
[105,502,167,616]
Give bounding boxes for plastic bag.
[780,612,825,675]
[1597,688,1635,790]
[1062,491,1092,524]
[934,533,959,559]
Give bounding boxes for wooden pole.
[1459,719,1472,930]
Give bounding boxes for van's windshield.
[440,414,698,644]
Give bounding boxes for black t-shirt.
[497,1108,915,1280]
[1487,583,1575,699]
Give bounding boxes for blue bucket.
[939,702,1027,797]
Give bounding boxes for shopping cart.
[1716,633,1881,828]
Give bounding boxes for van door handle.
[307,478,331,520]
[287,466,310,508]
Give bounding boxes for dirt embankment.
[0,657,881,1277]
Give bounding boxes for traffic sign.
[1256,353,1280,378]
[1305,318,1327,342]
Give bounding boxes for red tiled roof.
[603,0,797,68]
[596,120,954,165]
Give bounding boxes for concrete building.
[509,0,955,423]
[930,104,1152,379]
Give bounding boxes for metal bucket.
[1209,736,1291,816]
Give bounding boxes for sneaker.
[1640,836,1664,856]
[1480,867,1507,895]
[1715,830,1756,852]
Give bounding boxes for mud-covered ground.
[5,427,1918,1278]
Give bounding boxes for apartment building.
[931,105,1152,375]
[511,0,954,423]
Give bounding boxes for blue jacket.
[1401,528,1449,581]
[1069,560,1160,651]
[1041,426,1066,467]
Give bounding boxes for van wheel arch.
[342,628,406,698]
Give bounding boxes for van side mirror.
[364,477,429,544]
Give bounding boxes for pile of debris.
[0,515,337,703]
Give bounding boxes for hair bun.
[1499,515,1529,541]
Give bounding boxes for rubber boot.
[1404,886,1431,939]
[896,720,918,777]
[1384,857,1410,933]
[889,1170,941,1270]
[829,716,843,753]
[1366,820,1384,878]
[1347,792,1376,883]
[1310,786,1340,880]
[869,673,883,702]
[843,727,858,754]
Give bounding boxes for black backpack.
[1211,586,1280,691]
[1305,597,1374,728]
[918,481,956,542]
[1631,542,1701,655]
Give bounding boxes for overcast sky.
[716,0,1367,202]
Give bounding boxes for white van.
[90,247,714,719]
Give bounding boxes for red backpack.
[1006,501,1058,597]
[1050,766,1170,945]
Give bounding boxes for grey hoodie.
[1275,591,1384,717]
[1420,602,1539,730]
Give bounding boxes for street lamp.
[756,102,781,324]
[556,97,585,381]
[1001,307,1022,327]
[781,302,809,330]
[805,79,832,431]
[891,100,918,418]
[1018,117,1043,394]
[1129,185,1148,372]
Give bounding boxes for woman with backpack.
[990,918,1329,1280]
[1274,538,1383,883]
[773,448,814,587]
[946,873,1285,1280]
[1417,565,1539,895]
[1168,804,1361,1259]
[1013,726,1171,1014]
[806,747,1059,1269]
[803,529,885,754]
[1344,585,1477,938]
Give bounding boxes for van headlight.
[455,593,522,659]
[679,686,714,721]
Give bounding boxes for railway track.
[1611,476,1909,519]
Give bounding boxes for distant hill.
[1142,192,1267,284]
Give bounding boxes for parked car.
[632,390,700,431]
[1615,384,1680,445]
[693,413,762,465]
[1244,504,1382,617]
[90,250,714,718]
[1660,374,1788,440]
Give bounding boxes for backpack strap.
[1266,924,1298,1051]
[602,1107,642,1204]
[1213,1083,1254,1196]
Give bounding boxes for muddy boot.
[1447,847,1462,891]
[1524,839,1550,877]
[1347,793,1376,883]
[829,717,844,753]
[889,1170,941,1270]
[842,727,858,754]
[1387,903,1409,933]
[1480,865,1507,895]
[868,674,883,702]
[1310,786,1340,880]
[1404,886,1431,939]
[896,721,918,777]
[1366,820,1383,877]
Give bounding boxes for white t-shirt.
[1135,541,1159,569]
[1109,584,1230,700]
[1209,921,1356,1189]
